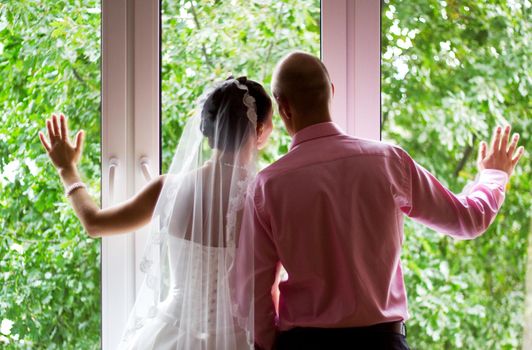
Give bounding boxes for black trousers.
[276,326,411,350]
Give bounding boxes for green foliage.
[1,0,528,349]
[382,1,531,349]
[0,1,100,348]
[161,0,321,171]
[0,0,320,348]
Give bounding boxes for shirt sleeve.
[234,179,279,350]
[397,149,508,239]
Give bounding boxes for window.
[0,1,101,348]
[161,0,321,170]
[6,1,526,349]
[102,1,381,347]
[1,1,381,348]
[102,0,323,348]
[381,1,531,348]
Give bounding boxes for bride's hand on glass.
[39,114,84,172]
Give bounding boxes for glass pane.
[381,1,530,349]
[161,0,321,171]
[0,1,101,348]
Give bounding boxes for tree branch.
[72,67,89,87]
[261,3,286,81]
[188,1,214,69]
[453,134,476,177]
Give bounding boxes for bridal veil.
[118,77,266,349]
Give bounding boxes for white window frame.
[322,0,381,140]
[101,0,160,349]
[100,0,380,348]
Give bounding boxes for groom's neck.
[292,108,332,134]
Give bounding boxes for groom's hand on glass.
[478,125,524,177]
[39,114,84,173]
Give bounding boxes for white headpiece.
[233,80,258,126]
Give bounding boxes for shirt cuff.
[478,169,509,190]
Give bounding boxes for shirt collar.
[290,121,344,150]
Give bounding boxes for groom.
[237,52,524,350]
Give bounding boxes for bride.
[39,76,273,349]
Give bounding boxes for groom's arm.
[398,152,507,239]
[236,181,279,350]
[395,125,523,239]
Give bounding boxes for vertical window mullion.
[101,1,159,349]
[101,0,131,349]
[132,0,161,297]
[321,0,381,139]
[352,0,381,140]
[321,0,349,131]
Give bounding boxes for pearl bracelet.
[65,182,87,197]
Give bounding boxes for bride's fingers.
[52,114,61,140]
[60,114,68,142]
[75,130,85,153]
[46,119,56,143]
[39,132,51,152]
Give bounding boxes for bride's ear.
[256,124,265,149]
[256,124,264,139]
[256,109,273,150]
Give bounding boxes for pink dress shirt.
[236,122,508,350]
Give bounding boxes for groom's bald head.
[272,52,332,117]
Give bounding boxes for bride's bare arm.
[39,114,164,238]
[58,166,164,237]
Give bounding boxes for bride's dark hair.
[200,76,272,151]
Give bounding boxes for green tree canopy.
[0,1,101,348]
[0,0,529,349]
[382,1,531,348]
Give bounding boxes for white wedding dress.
[118,79,258,350]
[126,237,249,350]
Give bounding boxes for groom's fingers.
[490,126,502,152]
[499,125,510,153]
[39,132,51,152]
[511,146,524,166]
[478,141,487,162]
[506,133,519,156]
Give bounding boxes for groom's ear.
[276,95,292,121]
